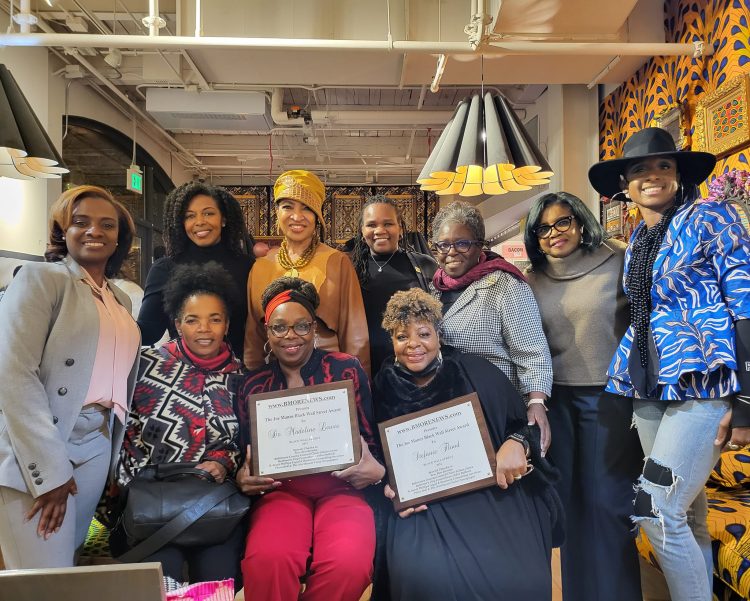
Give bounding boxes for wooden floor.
[0,546,565,600]
[552,548,563,601]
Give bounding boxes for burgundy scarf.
[170,338,234,371]
[432,251,527,291]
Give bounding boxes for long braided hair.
[350,195,412,285]
[162,182,251,259]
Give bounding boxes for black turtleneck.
[137,242,254,357]
[361,250,423,375]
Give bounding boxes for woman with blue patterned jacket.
[589,127,750,601]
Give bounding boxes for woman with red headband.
[235,277,384,601]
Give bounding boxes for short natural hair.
[431,201,485,242]
[524,191,606,270]
[45,185,135,278]
[381,288,443,335]
[261,277,320,316]
[162,261,236,321]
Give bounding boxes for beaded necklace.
[277,237,319,277]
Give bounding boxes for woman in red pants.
[235,276,385,601]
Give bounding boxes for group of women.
[0,125,748,601]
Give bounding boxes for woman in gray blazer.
[0,185,140,569]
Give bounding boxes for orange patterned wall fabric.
[600,0,750,181]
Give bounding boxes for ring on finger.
[513,474,523,480]
[727,442,742,451]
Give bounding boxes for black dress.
[360,250,437,376]
[373,347,557,601]
[137,243,253,357]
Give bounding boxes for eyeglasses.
[432,239,483,254]
[267,321,314,338]
[534,216,575,239]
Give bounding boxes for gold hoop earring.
[263,341,273,365]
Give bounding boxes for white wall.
[0,41,61,258]
[0,7,188,259]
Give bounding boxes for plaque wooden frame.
[378,393,497,511]
[248,380,361,480]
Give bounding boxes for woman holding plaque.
[429,201,553,455]
[523,192,642,601]
[114,262,245,585]
[244,170,370,374]
[236,277,385,601]
[374,288,561,601]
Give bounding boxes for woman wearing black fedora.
[589,127,750,600]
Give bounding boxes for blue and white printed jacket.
[606,199,750,400]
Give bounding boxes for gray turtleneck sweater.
[525,240,629,386]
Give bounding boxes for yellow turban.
[273,170,326,232]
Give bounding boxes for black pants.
[115,524,246,591]
[547,385,643,601]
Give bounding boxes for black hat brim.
[588,150,716,199]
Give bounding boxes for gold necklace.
[277,238,318,277]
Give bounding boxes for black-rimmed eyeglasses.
[267,321,314,338]
[534,216,576,239]
[432,239,483,254]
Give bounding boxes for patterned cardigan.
[116,341,243,487]
[431,272,553,398]
[607,199,750,399]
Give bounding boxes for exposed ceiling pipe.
[405,130,416,161]
[142,0,165,37]
[270,88,454,128]
[13,0,37,34]
[70,51,201,167]
[0,33,712,57]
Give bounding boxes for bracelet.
[527,398,548,410]
[506,432,531,457]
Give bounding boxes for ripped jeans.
[632,398,730,601]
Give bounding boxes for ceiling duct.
[145,88,272,132]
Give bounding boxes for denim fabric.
[633,398,730,601]
[548,385,642,601]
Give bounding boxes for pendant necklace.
[371,251,397,273]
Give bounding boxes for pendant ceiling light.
[417,92,553,196]
[0,64,68,179]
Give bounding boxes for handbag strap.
[117,482,239,563]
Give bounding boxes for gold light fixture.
[0,64,68,179]
[417,91,553,196]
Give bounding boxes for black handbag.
[116,462,250,562]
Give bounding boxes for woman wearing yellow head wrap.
[244,170,371,374]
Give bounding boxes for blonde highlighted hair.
[45,185,136,278]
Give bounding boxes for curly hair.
[261,276,320,313]
[162,261,237,321]
[45,185,135,278]
[524,192,607,270]
[431,201,485,242]
[162,183,252,259]
[350,195,413,285]
[381,288,443,335]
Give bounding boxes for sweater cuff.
[733,395,750,428]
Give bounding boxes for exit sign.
[127,166,143,194]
